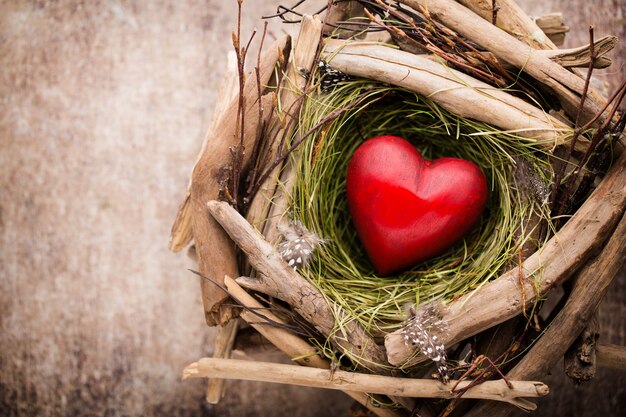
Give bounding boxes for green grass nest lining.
[288,80,552,335]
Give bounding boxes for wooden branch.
[205,319,239,404]
[322,40,573,147]
[188,36,291,326]
[597,343,626,372]
[396,0,606,125]
[223,276,404,417]
[456,0,556,50]
[246,15,322,233]
[540,36,616,69]
[385,151,626,367]
[322,0,366,37]
[464,209,626,417]
[206,200,388,373]
[183,358,549,409]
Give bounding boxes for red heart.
[346,136,488,276]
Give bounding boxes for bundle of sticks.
[170,1,626,415]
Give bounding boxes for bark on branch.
[186,36,291,326]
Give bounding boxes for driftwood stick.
[322,40,573,147]
[456,0,556,50]
[206,200,388,373]
[396,0,606,124]
[188,36,291,326]
[508,211,626,380]
[596,343,626,372]
[205,319,240,404]
[223,276,404,417]
[182,358,549,409]
[539,36,616,69]
[223,276,328,368]
[385,151,626,367]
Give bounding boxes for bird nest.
[171,1,626,416]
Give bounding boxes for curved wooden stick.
[183,358,549,410]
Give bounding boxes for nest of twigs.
[172,1,626,416]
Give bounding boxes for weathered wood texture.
[1,1,624,417]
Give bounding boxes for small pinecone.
[402,304,449,383]
[318,60,353,92]
[277,221,325,270]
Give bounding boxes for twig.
[244,15,322,220]
[551,26,596,216]
[249,91,375,200]
[491,0,499,26]
[187,35,290,326]
[183,358,548,408]
[205,319,239,404]
[395,0,607,125]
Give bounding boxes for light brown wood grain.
[457,0,557,49]
[183,358,549,408]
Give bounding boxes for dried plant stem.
[223,276,403,417]
[464,209,626,417]
[322,40,573,147]
[188,36,290,326]
[396,0,606,124]
[385,151,626,367]
[182,358,548,409]
[206,200,389,373]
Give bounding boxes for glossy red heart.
[346,136,488,276]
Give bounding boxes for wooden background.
[0,1,623,416]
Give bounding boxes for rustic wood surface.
[0,1,624,416]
